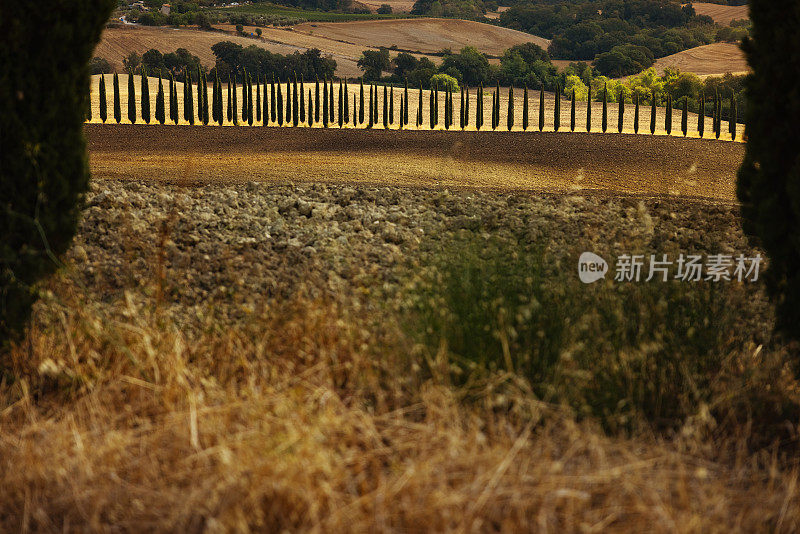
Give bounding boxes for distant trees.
[358,48,391,81]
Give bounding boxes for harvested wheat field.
[85,124,743,201]
[292,18,549,57]
[651,42,749,77]
[692,2,749,25]
[358,0,416,13]
[96,24,367,77]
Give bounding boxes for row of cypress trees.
[90,74,739,139]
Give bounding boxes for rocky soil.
[60,179,770,331]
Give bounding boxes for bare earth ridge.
[86,124,744,202]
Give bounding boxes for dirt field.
[85,124,743,201]
[292,18,549,57]
[692,2,749,25]
[651,42,748,77]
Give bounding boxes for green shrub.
[0,0,115,345]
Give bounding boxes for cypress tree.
[390,86,395,126]
[538,84,545,132]
[586,85,591,132]
[141,67,150,124]
[367,84,374,128]
[617,89,624,133]
[681,96,688,136]
[729,91,737,141]
[226,75,232,123]
[634,91,640,134]
[399,93,404,129]
[212,71,219,124]
[339,79,344,127]
[489,89,495,129]
[434,83,440,128]
[308,88,313,125]
[248,72,254,126]
[506,85,514,131]
[476,84,483,130]
[202,69,209,125]
[359,79,364,124]
[352,91,357,125]
[460,86,465,129]
[522,85,528,131]
[601,82,608,133]
[650,90,656,134]
[232,73,238,125]
[276,80,283,126]
[554,83,560,131]
[128,69,136,124]
[417,84,423,128]
[329,80,335,124]
[197,66,203,123]
[183,69,189,123]
[464,84,469,127]
[98,74,108,123]
[299,77,305,124]
[429,85,435,128]
[155,73,165,124]
[404,80,410,126]
[270,77,276,123]
[570,87,576,131]
[715,90,721,139]
[262,75,268,125]
[285,77,291,125]
[186,68,195,125]
[315,78,320,123]
[112,72,121,123]
[1,0,116,342]
[736,0,800,339]
[323,78,329,127]
[344,79,350,124]
[256,79,261,123]
[88,78,93,122]
[665,93,672,135]
[170,72,178,124]
[292,75,296,127]
[383,85,388,128]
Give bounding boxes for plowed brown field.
[86,124,743,201]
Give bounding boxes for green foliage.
[737,0,800,343]
[358,48,390,82]
[90,57,112,75]
[0,0,116,345]
[430,73,458,93]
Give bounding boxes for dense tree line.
[211,42,336,82]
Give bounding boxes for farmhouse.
[160,3,171,15]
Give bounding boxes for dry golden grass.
[651,43,749,77]
[692,3,749,25]
[1,272,800,532]
[292,18,549,57]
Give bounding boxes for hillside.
[692,2,749,25]
[651,42,748,77]
[291,18,549,57]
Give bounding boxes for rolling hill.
[650,42,748,77]
[692,3,749,25]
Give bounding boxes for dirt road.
[86,124,744,201]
